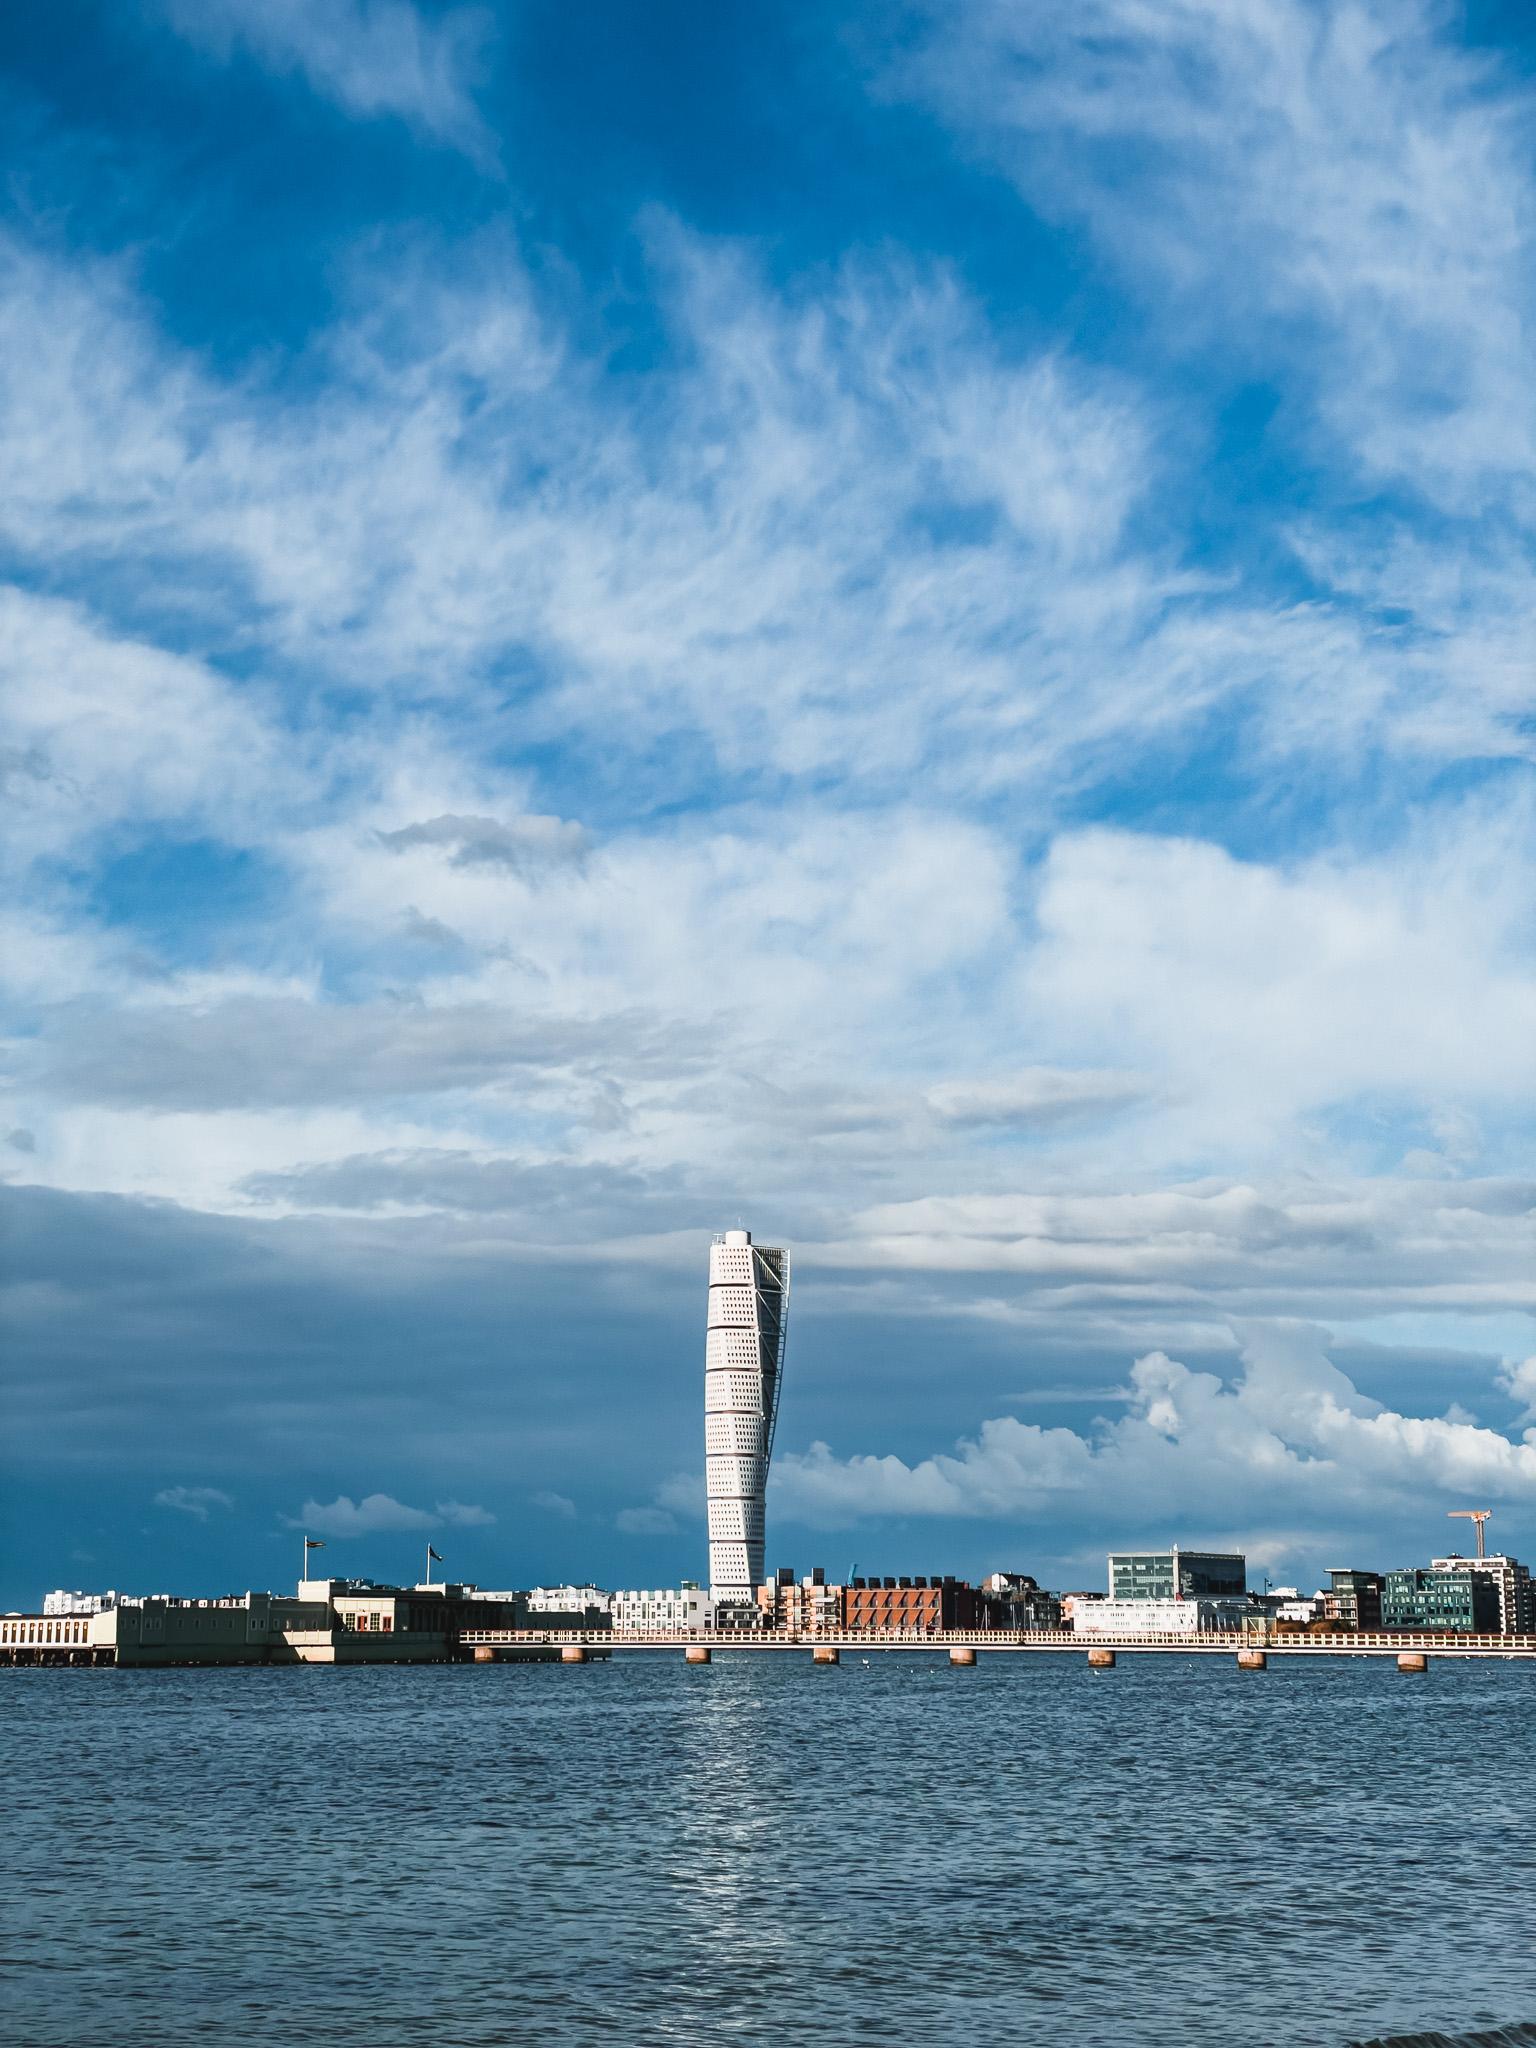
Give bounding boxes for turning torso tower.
[704,1230,791,1598]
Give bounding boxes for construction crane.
[1448,1509,1492,1559]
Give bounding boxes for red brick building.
[844,1576,978,1631]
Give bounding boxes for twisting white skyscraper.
[705,1230,790,1598]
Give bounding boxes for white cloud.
[160,0,498,166]
[1498,1355,1536,1428]
[654,1472,703,1517]
[1,203,1526,824]
[434,1498,495,1527]
[770,1320,1536,1534]
[531,1490,576,1519]
[893,0,1536,512]
[0,90,1531,1385]
[818,1177,1536,1325]
[291,1491,439,1535]
[927,1068,1150,1129]
[615,1507,677,1536]
[154,1485,234,1520]
[1011,821,1536,1156]
[378,813,591,875]
[0,587,290,881]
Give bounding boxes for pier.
[9,1616,1534,1670]
[458,1626,1536,1663]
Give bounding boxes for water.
[5,1650,1535,2047]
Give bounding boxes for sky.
[2,0,1535,1609]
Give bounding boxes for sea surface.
[4,1648,1535,2047]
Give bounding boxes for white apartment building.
[523,1585,613,1615]
[1071,1597,1258,1636]
[1431,1553,1534,1634]
[705,1229,790,1598]
[611,1584,715,1633]
[43,1590,120,1615]
[1274,1596,1326,1623]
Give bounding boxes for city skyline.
[2,3,1535,1609]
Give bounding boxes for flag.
[305,1538,326,1551]
[428,1547,442,1562]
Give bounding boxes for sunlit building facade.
[705,1230,790,1598]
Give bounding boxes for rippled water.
[5,1649,1535,2046]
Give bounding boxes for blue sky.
[3,0,1535,1608]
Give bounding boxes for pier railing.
[456,1625,1536,1654]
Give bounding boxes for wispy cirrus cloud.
[158,0,499,166]
[888,0,1536,507]
[154,1485,234,1520]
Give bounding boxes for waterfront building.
[524,1584,611,1612]
[1429,1553,1533,1635]
[756,1568,846,1632]
[1382,1567,1501,1633]
[711,1597,767,1630]
[1322,1569,1384,1630]
[705,1229,790,1599]
[2,1610,112,1661]
[610,1584,715,1633]
[1108,1549,1247,1600]
[844,1576,979,1631]
[2,1578,607,1667]
[977,1572,1063,1630]
[1274,1596,1325,1623]
[2,1592,330,1667]
[299,1577,518,1632]
[42,1589,119,1616]
[520,1585,615,1626]
[1072,1597,1257,1637]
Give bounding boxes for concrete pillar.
[1397,1652,1428,1673]
[1237,1650,1267,1670]
[1087,1647,1116,1669]
[813,1646,840,1665]
[474,1645,496,1662]
[685,1646,711,1664]
[949,1645,976,1666]
[561,1645,589,1664]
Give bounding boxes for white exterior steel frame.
[705,1230,790,1598]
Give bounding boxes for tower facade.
[705,1230,790,1598]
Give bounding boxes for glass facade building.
[1382,1567,1502,1632]
[1108,1549,1247,1601]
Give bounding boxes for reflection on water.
[5,1651,1535,2046]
